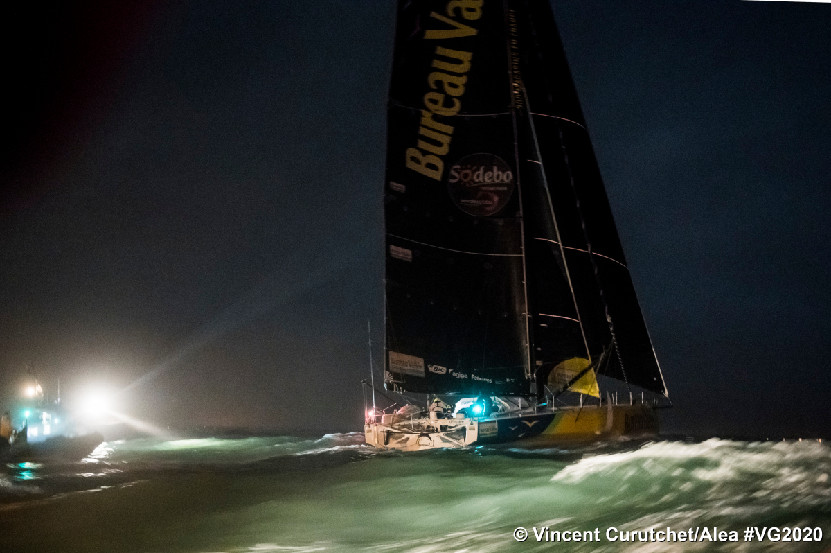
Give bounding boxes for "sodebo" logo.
[447,153,515,217]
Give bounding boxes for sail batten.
[533,238,628,269]
[529,112,586,129]
[388,234,522,257]
[538,313,581,324]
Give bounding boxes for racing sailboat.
[365,0,669,450]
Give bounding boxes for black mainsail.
[383,0,667,399]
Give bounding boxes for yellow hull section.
[521,403,659,446]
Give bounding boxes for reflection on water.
[9,462,42,482]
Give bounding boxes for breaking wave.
[2,436,830,552]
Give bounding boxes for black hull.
[1,433,104,463]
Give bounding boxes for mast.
[368,320,376,413]
[504,3,534,387]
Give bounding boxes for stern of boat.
[364,414,478,451]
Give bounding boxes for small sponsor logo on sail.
[388,351,425,377]
[428,364,448,374]
[447,153,515,216]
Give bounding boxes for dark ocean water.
[1,434,830,552]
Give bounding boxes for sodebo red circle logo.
[447,153,515,217]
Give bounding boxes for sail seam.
[538,313,580,324]
[533,237,628,269]
[520,87,592,363]
[388,99,512,118]
[530,112,586,129]
[387,234,522,257]
[555,126,631,394]
[384,108,587,129]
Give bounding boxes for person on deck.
[429,398,450,419]
[1,411,11,441]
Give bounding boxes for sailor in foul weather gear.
[429,398,450,419]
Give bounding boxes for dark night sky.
[2,1,830,438]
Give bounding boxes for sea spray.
[0,436,829,552]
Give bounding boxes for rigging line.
[533,237,628,269]
[520,85,592,362]
[555,125,631,394]
[553,347,609,400]
[387,234,522,257]
[505,0,534,383]
[362,380,410,407]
